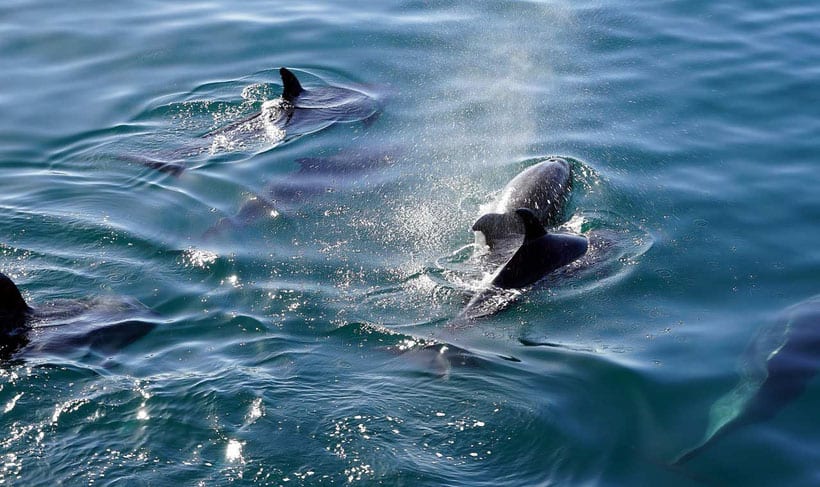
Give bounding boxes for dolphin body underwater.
[674,295,820,465]
[204,147,397,237]
[472,157,573,250]
[1,272,156,361]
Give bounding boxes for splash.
[3,393,23,413]
[206,99,288,155]
[182,247,219,269]
[244,397,265,425]
[225,439,244,463]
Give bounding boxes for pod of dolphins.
[2,67,819,472]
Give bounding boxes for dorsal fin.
[279,67,304,101]
[1,272,32,327]
[514,208,547,240]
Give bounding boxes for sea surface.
[2,1,819,485]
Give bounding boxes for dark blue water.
[2,1,819,485]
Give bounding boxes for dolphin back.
[491,231,588,289]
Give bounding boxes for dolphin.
[203,67,379,147]
[131,67,380,175]
[459,208,588,319]
[490,208,588,289]
[674,295,820,465]
[203,147,396,237]
[1,271,156,361]
[472,157,572,250]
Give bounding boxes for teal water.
[2,0,820,485]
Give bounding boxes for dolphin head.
[1,272,32,332]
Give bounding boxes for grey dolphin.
[1,271,155,361]
[472,157,572,249]
[459,209,588,319]
[490,208,588,289]
[134,68,379,175]
[674,295,820,465]
[204,67,379,144]
[203,147,396,237]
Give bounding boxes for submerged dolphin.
[472,157,572,249]
[204,147,396,237]
[1,271,156,361]
[204,67,379,146]
[674,295,820,465]
[459,209,588,319]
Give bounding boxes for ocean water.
[2,0,819,485]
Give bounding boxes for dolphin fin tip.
[279,67,304,101]
[514,208,547,240]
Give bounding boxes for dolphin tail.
[672,445,706,467]
[672,394,762,467]
[674,368,770,466]
[280,67,304,101]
